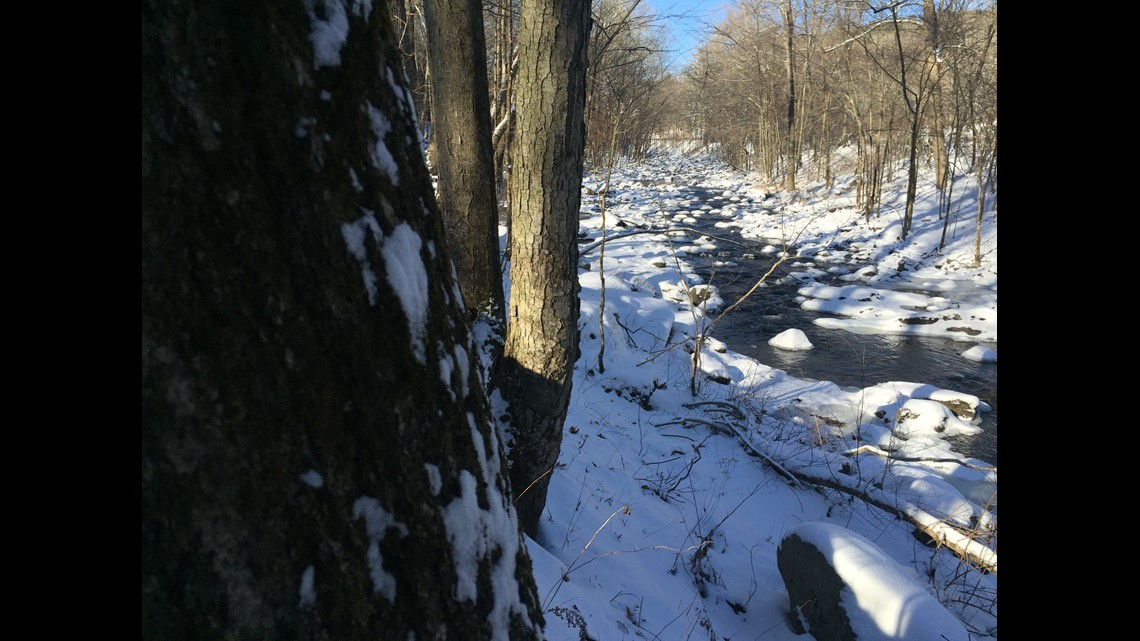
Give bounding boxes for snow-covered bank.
[504,146,997,640]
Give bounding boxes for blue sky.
[645,0,734,71]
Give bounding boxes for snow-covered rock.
[777,522,969,641]
[962,345,997,362]
[769,328,814,351]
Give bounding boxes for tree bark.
[500,0,592,537]
[423,0,506,322]
[142,1,541,638]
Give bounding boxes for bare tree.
[584,0,670,164]
[142,1,542,637]
[783,0,799,190]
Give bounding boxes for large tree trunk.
[423,0,506,323]
[141,2,542,638]
[500,0,592,537]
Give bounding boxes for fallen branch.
[728,426,801,488]
[658,417,800,487]
[683,401,745,421]
[653,417,733,437]
[843,444,998,473]
[787,468,997,574]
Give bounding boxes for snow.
[768,327,813,351]
[365,101,400,185]
[387,66,427,161]
[294,116,316,138]
[510,144,997,640]
[381,223,429,363]
[453,344,471,398]
[442,470,489,602]
[298,565,316,607]
[303,0,349,68]
[963,345,998,362]
[351,496,408,601]
[438,343,456,399]
[424,463,442,497]
[302,1,373,68]
[350,0,373,21]
[341,214,431,356]
[340,209,382,305]
[299,469,324,488]
[439,407,538,639]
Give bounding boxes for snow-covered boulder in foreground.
[777,522,969,641]
[769,328,814,351]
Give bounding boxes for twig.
[683,401,745,421]
[543,505,632,610]
[513,465,554,503]
[653,417,733,436]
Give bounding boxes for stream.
[652,185,998,466]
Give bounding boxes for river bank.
[514,144,998,640]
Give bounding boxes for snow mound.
[962,345,997,362]
[769,328,813,351]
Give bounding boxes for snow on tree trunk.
[141,1,542,638]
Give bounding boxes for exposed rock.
[946,326,983,336]
[935,398,976,420]
[777,532,855,638]
[899,316,939,325]
[778,523,969,641]
[688,284,717,306]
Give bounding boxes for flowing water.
[655,186,998,466]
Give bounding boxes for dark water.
[659,187,998,466]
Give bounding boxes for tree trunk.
[491,1,518,216]
[890,5,919,239]
[783,0,797,192]
[423,0,506,323]
[903,114,920,238]
[924,0,948,191]
[500,0,592,537]
[141,2,542,638]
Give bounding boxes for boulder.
[777,522,969,641]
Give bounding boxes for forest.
[142,0,997,638]
[397,0,995,236]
